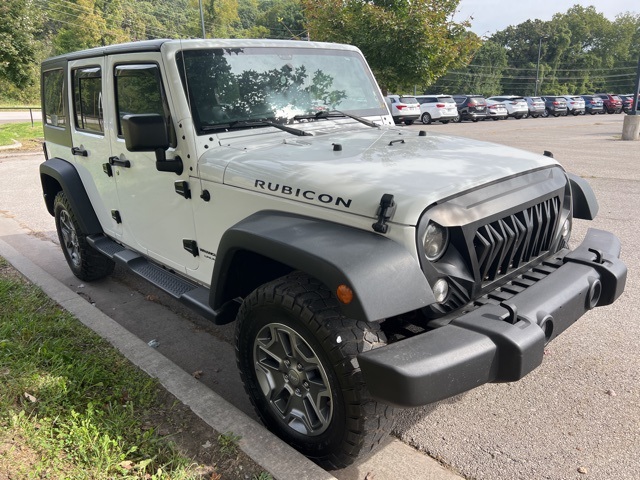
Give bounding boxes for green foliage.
[303,0,479,92]
[0,0,42,92]
[0,259,196,478]
[0,121,43,149]
[446,6,640,97]
[217,431,242,455]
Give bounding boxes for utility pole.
[534,36,547,97]
[198,0,206,38]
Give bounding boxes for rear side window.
[73,67,103,134]
[114,64,170,137]
[43,69,66,127]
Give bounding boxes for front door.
[105,54,199,272]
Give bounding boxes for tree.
[431,39,507,96]
[0,0,41,92]
[303,0,479,93]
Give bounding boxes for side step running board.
[87,235,239,324]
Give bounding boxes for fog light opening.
[587,279,602,310]
[540,317,554,344]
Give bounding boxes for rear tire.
[404,119,414,125]
[421,113,431,125]
[53,191,114,281]
[235,272,395,469]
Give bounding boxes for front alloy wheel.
[253,322,333,436]
[235,272,395,469]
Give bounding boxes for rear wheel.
[54,191,114,281]
[421,112,431,125]
[404,119,414,125]
[235,272,395,469]
[542,109,550,118]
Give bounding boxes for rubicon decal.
[254,180,352,208]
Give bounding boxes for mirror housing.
[121,114,183,175]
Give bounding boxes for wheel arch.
[211,211,435,323]
[40,157,103,234]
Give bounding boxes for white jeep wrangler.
[39,39,626,469]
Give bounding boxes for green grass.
[0,122,44,149]
[0,257,200,479]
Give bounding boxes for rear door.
[68,57,122,239]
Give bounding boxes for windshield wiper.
[294,110,379,128]
[202,119,312,137]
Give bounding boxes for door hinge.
[174,180,191,199]
[183,239,199,257]
[111,210,122,224]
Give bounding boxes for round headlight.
[423,221,449,261]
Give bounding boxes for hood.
[199,126,559,225]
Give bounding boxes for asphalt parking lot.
[1,113,638,479]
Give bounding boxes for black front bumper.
[358,229,627,408]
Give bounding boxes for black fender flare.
[211,211,435,322]
[39,157,103,234]
[567,172,599,220]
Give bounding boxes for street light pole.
[534,37,546,97]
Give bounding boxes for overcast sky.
[454,0,638,36]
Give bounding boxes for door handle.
[71,146,88,156]
[108,156,131,168]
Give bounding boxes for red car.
[595,93,623,114]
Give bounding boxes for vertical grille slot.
[475,197,560,282]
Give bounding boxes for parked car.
[485,99,508,120]
[486,96,529,119]
[452,94,488,122]
[594,93,623,114]
[524,96,546,118]
[541,96,568,117]
[561,96,586,115]
[415,95,459,124]
[619,94,634,113]
[385,95,420,125]
[580,95,605,115]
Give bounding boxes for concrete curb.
[0,140,22,151]
[0,237,336,480]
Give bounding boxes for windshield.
[177,47,387,134]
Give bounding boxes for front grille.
[474,197,560,282]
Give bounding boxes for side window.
[114,64,170,137]
[73,67,103,134]
[43,69,66,127]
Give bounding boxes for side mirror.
[121,114,183,175]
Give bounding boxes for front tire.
[235,273,395,469]
[421,113,431,125]
[54,191,114,281]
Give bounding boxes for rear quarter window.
[43,69,66,127]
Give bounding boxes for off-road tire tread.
[54,191,114,281]
[235,271,396,469]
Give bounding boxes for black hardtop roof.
[42,39,169,67]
